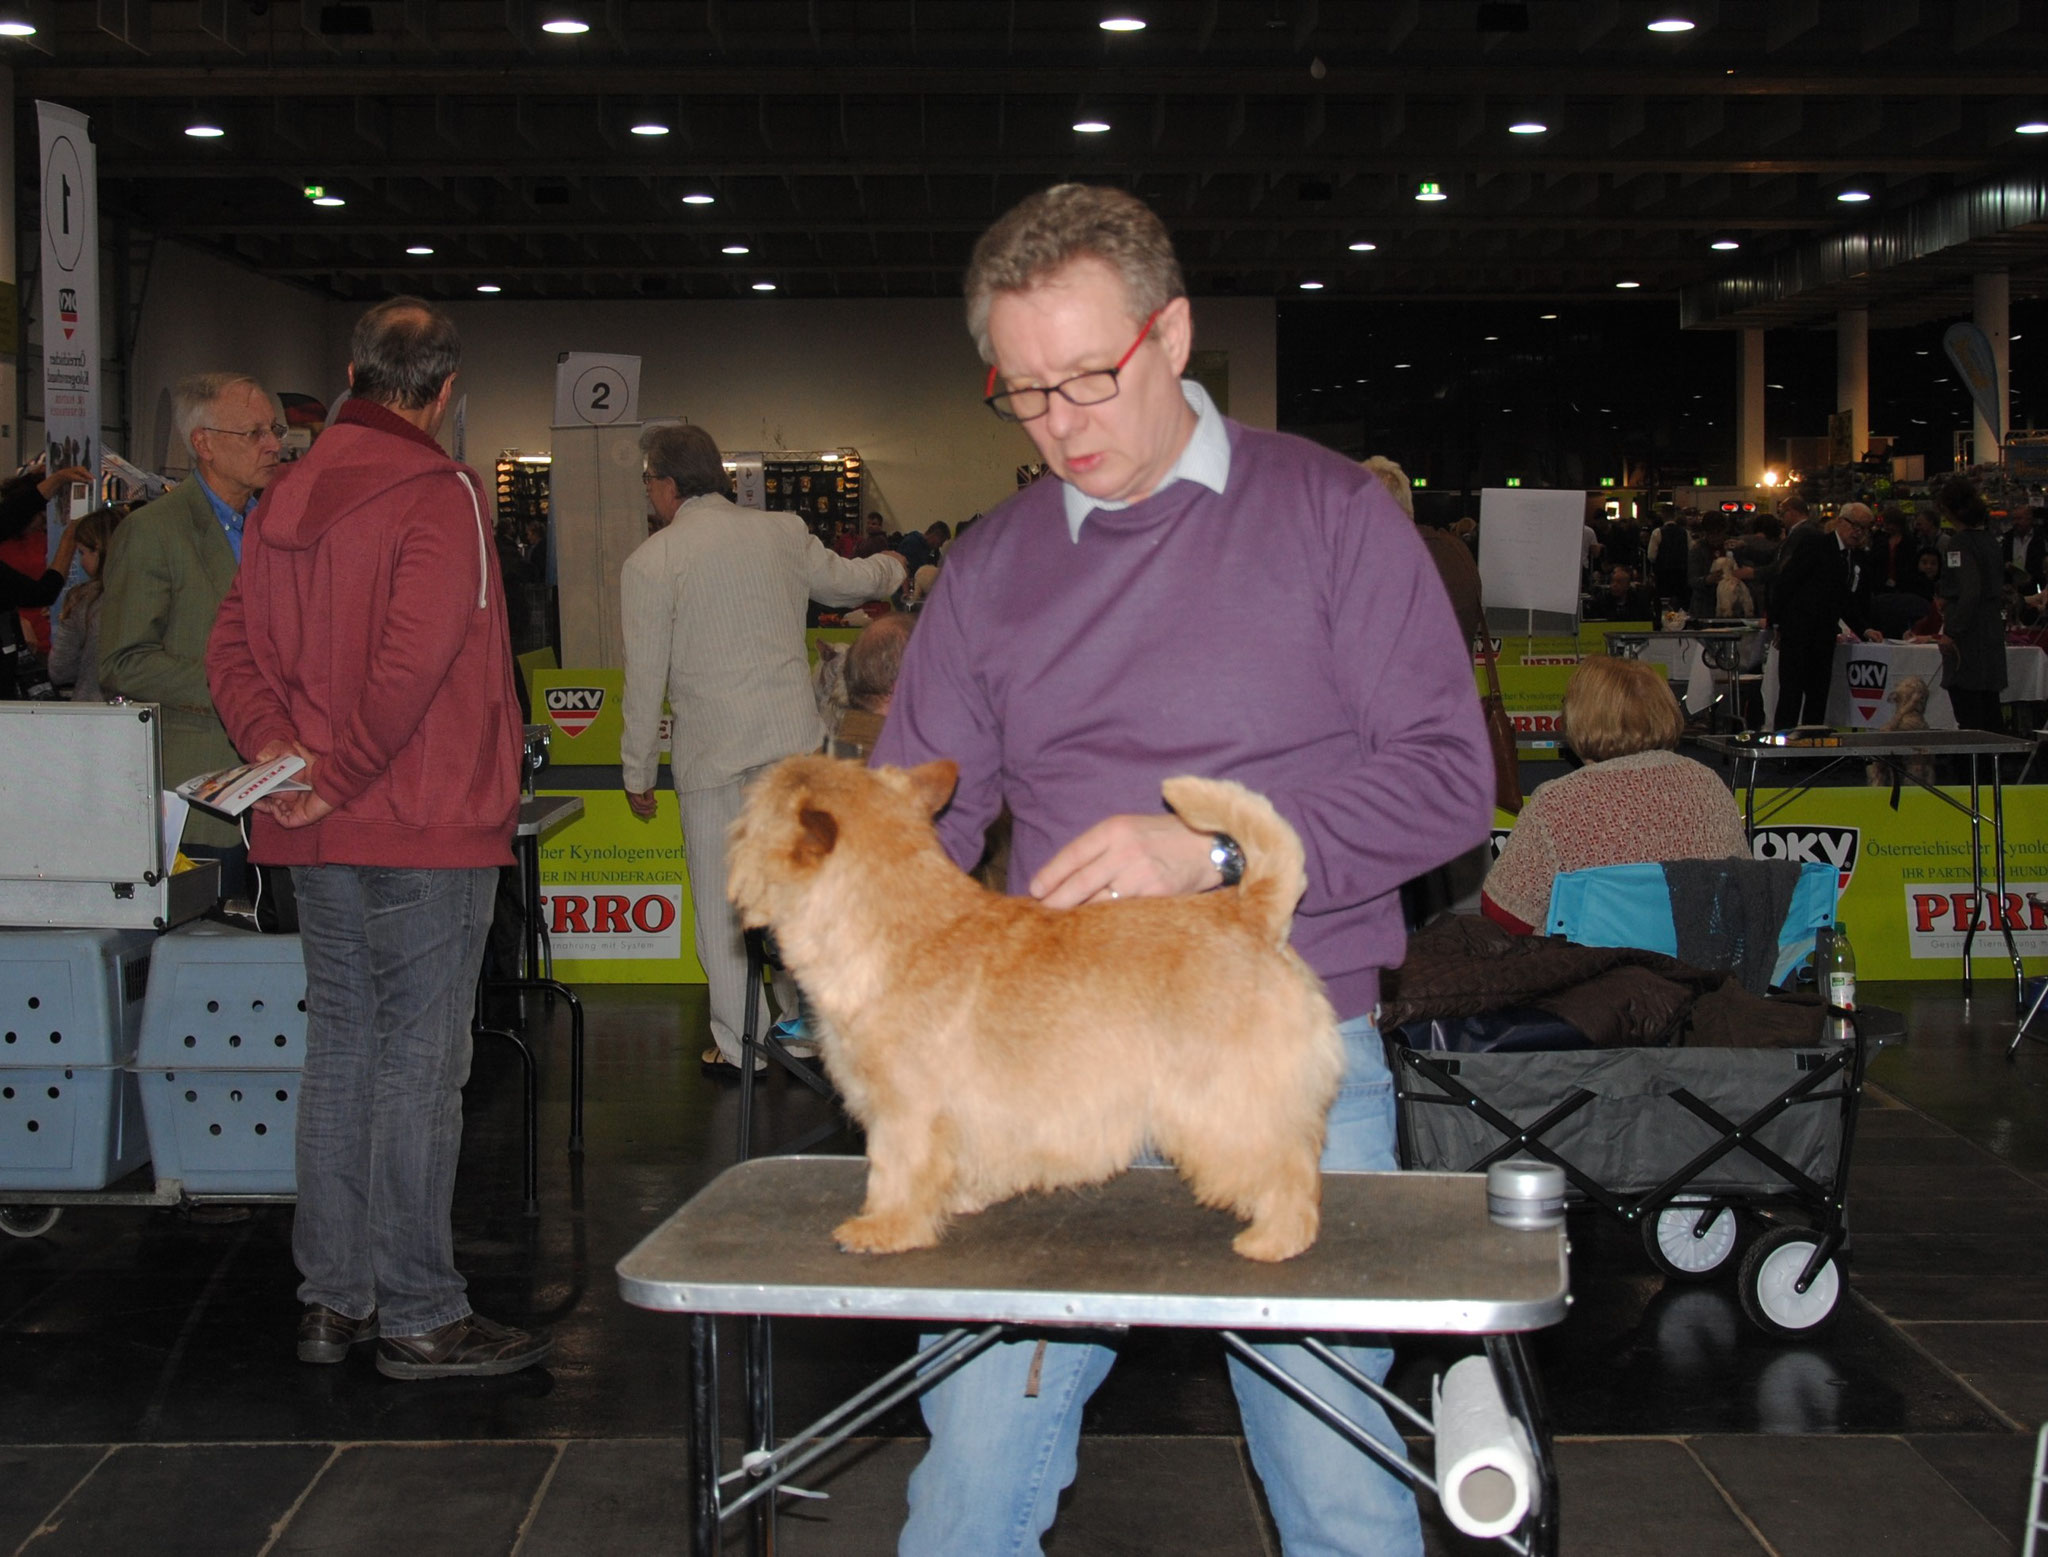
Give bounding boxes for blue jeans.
[290,865,497,1337]
[900,1013,1422,1557]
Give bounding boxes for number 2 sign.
[552,351,642,427]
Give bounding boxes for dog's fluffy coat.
[727,756,1344,1261]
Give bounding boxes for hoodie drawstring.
[455,469,488,609]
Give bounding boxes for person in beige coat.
[619,422,903,1075]
[100,372,281,879]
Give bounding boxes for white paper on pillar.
[552,352,642,428]
[1433,1355,1536,1540]
[1478,488,1585,616]
[36,100,100,559]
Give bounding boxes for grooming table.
[618,1156,1571,1557]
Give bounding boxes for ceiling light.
[0,18,36,38]
[2017,121,2048,135]
[1099,15,1146,30]
[476,283,502,293]
[1836,189,1871,203]
[1348,240,1377,252]
[721,243,750,255]
[752,281,777,292]
[630,121,670,137]
[1507,121,1547,135]
[1073,119,1112,133]
[1711,239,1740,250]
[1646,16,1695,32]
[1484,335,1499,341]
[1540,312,1558,320]
[1299,280,1324,291]
[184,119,226,140]
[405,245,434,256]
[539,15,590,34]
[310,193,346,208]
[1394,362,1412,369]
[1615,279,1641,289]
[681,192,716,205]
[1415,181,1447,202]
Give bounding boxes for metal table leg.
[691,1315,722,1557]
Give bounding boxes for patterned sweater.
[1481,749,1750,933]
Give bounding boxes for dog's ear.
[904,760,960,816]
[794,805,838,865]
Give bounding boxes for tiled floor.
[2,980,2044,1554]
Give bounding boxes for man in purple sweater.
[873,184,1493,1556]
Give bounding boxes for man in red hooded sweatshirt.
[208,297,548,1379]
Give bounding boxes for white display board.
[553,351,642,427]
[1477,488,1585,616]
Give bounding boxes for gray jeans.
[678,766,793,1064]
[290,864,497,1336]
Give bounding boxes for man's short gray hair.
[964,183,1185,364]
[173,372,268,449]
[348,295,461,410]
[639,421,728,501]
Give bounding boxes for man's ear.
[795,805,838,865]
[904,760,960,816]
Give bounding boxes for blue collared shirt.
[196,473,257,563]
[1059,379,1233,543]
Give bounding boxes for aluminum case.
[0,702,218,931]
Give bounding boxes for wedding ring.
[1107,889,1121,900]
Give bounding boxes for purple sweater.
[872,418,1493,1019]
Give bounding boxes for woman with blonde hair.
[47,504,127,701]
[1481,655,1748,933]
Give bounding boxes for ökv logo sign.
[1844,657,1889,722]
[544,685,606,738]
[1752,825,1860,893]
[56,287,77,340]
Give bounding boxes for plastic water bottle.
[1823,919,1857,1043]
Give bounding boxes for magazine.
[175,755,311,819]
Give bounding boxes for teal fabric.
[1546,859,1837,988]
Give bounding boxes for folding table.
[1696,729,2034,1010]
[618,1155,1570,1557]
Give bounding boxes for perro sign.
[1902,883,2048,959]
[536,887,683,959]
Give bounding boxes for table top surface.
[616,1157,1569,1334]
[1696,730,2034,759]
[516,794,584,836]
[1605,628,1753,644]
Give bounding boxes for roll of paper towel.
[1434,1356,1536,1539]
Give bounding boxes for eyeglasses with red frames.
[983,310,1161,424]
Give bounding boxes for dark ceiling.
[12,0,2048,319]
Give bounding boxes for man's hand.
[626,788,659,821]
[1862,628,1885,643]
[36,465,91,500]
[251,737,319,820]
[1029,814,1221,908]
[269,790,335,829]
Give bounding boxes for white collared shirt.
[1059,379,1232,543]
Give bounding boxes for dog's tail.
[1160,776,1307,946]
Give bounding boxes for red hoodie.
[208,398,520,868]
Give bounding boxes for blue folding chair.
[1545,859,1838,991]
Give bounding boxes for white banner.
[1478,488,1585,616]
[36,101,99,553]
[536,885,683,960]
[1902,882,2048,959]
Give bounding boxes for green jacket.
[98,476,244,849]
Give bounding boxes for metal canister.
[1486,1158,1566,1230]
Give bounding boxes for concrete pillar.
[0,66,17,475]
[1738,327,1766,485]
[1974,269,2009,464]
[1836,307,1868,464]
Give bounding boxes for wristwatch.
[1209,833,1246,888]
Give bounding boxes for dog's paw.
[833,1212,938,1255]
[1232,1213,1318,1263]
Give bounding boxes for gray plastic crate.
[0,1065,150,1190]
[134,1068,297,1194]
[137,923,307,1071]
[0,929,156,1068]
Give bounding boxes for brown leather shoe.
[298,1303,379,1364]
[376,1313,553,1380]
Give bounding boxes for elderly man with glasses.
[1769,499,1885,729]
[872,182,1493,1557]
[101,371,283,890]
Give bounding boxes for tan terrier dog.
[1868,675,1934,788]
[727,756,1344,1261]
